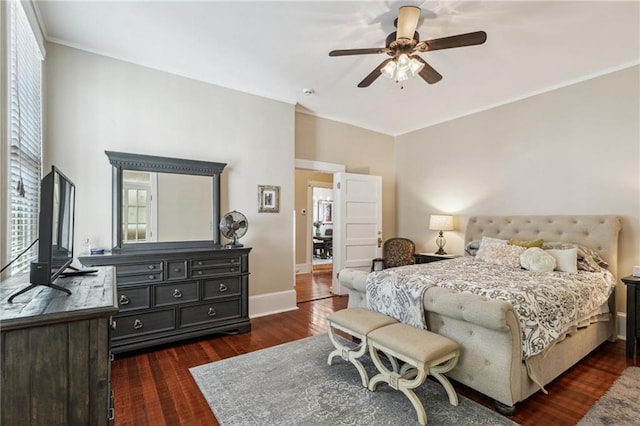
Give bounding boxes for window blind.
[8,0,43,275]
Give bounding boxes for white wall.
[295,112,397,240]
[44,43,296,301]
[395,65,640,313]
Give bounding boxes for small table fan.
[220,210,248,248]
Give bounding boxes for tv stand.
[1,267,118,425]
[7,282,71,303]
[59,264,99,277]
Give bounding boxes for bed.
[338,215,621,413]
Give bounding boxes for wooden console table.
[1,267,118,425]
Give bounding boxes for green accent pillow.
[509,238,544,248]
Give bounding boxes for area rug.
[577,366,640,426]
[190,334,516,425]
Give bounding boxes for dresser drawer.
[117,286,150,311]
[202,277,241,300]
[166,260,188,281]
[117,272,164,285]
[154,281,198,306]
[117,262,163,275]
[191,256,241,269]
[191,265,241,278]
[112,310,175,340]
[179,300,241,327]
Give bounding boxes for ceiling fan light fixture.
[397,53,410,68]
[409,56,425,76]
[381,60,397,78]
[380,53,424,83]
[395,67,410,83]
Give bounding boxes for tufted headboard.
[465,215,622,279]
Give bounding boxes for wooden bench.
[327,308,398,387]
[367,323,460,426]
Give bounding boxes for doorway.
[294,160,344,303]
[311,184,333,272]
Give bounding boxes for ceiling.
[35,1,639,136]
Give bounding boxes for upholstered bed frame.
[339,215,621,412]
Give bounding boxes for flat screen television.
[8,166,93,303]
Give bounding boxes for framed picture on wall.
[319,200,333,223]
[258,185,280,213]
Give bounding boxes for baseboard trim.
[249,290,297,318]
[617,312,627,340]
[296,263,311,274]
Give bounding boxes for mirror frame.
[105,150,226,252]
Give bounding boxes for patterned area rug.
[577,366,640,425]
[190,334,516,425]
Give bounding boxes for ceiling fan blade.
[357,58,393,88]
[396,6,421,40]
[417,31,487,52]
[412,56,443,84]
[329,48,387,57]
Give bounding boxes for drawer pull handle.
[230,259,236,263]
[119,295,130,305]
[174,267,182,272]
[148,264,155,270]
[133,319,144,330]
[148,275,156,280]
[230,268,235,272]
[173,289,183,298]
[111,320,117,331]
[207,307,216,317]
[197,261,203,266]
[219,283,228,292]
[197,271,203,275]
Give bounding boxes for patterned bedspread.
[366,256,616,359]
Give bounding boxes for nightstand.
[622,275,640,358]
[414,253,460,264]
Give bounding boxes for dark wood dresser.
[80,247,251,353]
[1,267,118,426]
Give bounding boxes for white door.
[332,173,382,295]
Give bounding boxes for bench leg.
[327,323,370,387]
[430,357,459,406]
[368,346,430,426]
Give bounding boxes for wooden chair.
[371,237,415,271]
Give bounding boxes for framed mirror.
[105,151,226,252]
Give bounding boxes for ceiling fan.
[329,6,487,88]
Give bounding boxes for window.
[122,170,158,243]
[7,0,44,275]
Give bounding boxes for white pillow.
[520,247,557,272]
[545,248,578,273]
[475,236,508,262]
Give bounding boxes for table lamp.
[429,214,454,255]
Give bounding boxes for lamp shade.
[429,215,454,231]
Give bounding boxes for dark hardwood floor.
[296,268,333,303]
[112,272,638,425]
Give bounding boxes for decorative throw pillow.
[509,238,544,248]
[545,248,578,273]
[542,242,607,271]
[465,240,480,256]
[481,244,526,268]
[520,247,556,272]
[475,236,508,262]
